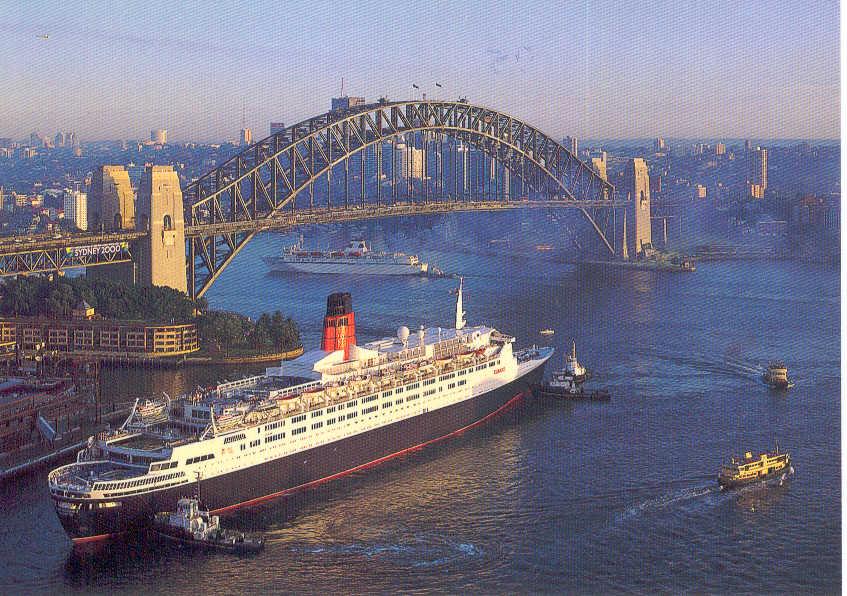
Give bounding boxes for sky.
[0,0,840,142]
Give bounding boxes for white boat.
[263,238,430,275]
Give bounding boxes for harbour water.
[0,211,839,593]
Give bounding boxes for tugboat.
[762,361,794,389]
[152,498,264,554]
[718,444,793,489]
[532,341,609,401]
[563,340,587,383]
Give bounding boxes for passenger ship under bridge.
[48,282,552,542]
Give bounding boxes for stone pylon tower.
[86,165,136,284]
[136,165,187,293]
[88,165,135,231]
[623,158,652,258]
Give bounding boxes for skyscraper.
[748,147,768,199]
[654,138,666,152]
[240,128,252,146]
[564,136,578,156]
[715,142,726,156]
[63,189,88,231]
[150,129,167,144]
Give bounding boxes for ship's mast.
[455,277,466,330]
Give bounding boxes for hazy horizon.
[0,1,839,142]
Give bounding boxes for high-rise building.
[748,147,768,199]
[744,139,753,152]
[29,131,41,148]
[150,129,167,144]
[270,122,286,135]
[654,137,666,152]
[240,128,252,146]
[63,189,88,231]
[332,96,366,112]
[715,142,726,156]
[54,132,66,148]
[564,136,578,156]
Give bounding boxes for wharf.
[0,403,133,482]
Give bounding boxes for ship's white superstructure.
[263,239,430,275]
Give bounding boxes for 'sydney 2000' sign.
[64,242,129,259]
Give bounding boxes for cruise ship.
[263,238,431,275]
[48,282,552,542]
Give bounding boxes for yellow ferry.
[718,444,792,489]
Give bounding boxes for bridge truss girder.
[185,100,621,299]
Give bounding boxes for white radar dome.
[397,326,410,344]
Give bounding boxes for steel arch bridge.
[185,100,623,299]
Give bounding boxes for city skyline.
[0,1,840,142]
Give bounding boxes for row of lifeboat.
[210,347,498,435]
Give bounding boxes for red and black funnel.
[320,292,357,359]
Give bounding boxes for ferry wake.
[48,281,552,542]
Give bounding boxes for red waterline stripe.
[71,531,124,545]
[211,389,528,515]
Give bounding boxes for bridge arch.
[185,100,620,299]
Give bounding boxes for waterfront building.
[150,129,168,144]
[240,128,252,146]
[62,189,87,231]
[715,142,726,156]
[0,314,199,361]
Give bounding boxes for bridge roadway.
[0,199,622,277]
[184,199,622,237]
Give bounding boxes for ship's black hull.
[55,364,546,542]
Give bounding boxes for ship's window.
[337,403,345,410]
[349,400,358,407]
[312,421,323,430]
[327,418,336,425]
[327,406,336,413]
[292,426,306,436]
[312,410,323,418]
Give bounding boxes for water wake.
[289,534,484,568]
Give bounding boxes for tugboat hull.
[532,383,610,401]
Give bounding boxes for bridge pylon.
[86,165,137,284]
[136,165,187,294]
[623,158,652,257]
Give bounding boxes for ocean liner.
[48,282,552,542]
[263,239,431,275]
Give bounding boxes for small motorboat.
[540,329,555,336]
[152,498,264,554]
